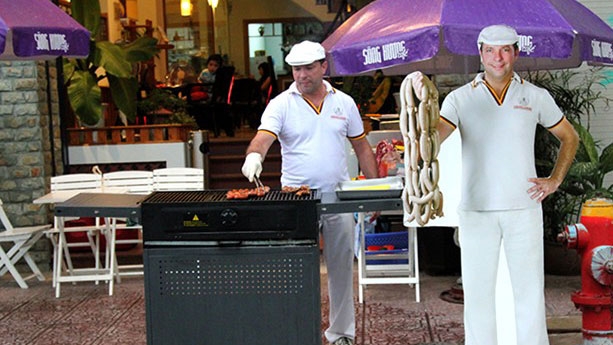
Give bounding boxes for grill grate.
[143,190,318,204]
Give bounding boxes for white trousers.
[458,208,549,345]
[321,213,356,343]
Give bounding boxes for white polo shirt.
[259,80,366,192]
[441,72,564,211]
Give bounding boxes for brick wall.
[0,60,58,273]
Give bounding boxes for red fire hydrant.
[559,198,613,344]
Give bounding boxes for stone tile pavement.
[0,262,583,345]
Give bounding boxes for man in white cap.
[410,25,579,344]
[241,40,377,345]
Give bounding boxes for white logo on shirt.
[514,97,532,111]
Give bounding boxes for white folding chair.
[102,170,154,195]
[153,167,204,191]
[0,199,51,288]
[46,173,104,286]
[356,216,420,303]
[353,133,420,303]
[101,170,153,278]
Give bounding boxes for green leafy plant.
[527,69,607,126]
[338,76,376,115]
[64,0,160,126]
[539,121,613,232]
[564,121,613,200]
[525,68,613,239]
[136,89,197,128]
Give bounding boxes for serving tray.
[335,176,403,200]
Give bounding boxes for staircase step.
[208,153,282,160]
[208,141,250,156]
[207,138,280,156]
[208,154,281,175]
[206,132,281,189]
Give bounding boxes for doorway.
[245,19,325,78]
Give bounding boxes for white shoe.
[330,337,354,345]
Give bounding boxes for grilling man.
[241,41,378,345]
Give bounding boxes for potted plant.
[63,0,160,126]
[563,122,613,202]
[136,88,197,128]
[527,68,613,274]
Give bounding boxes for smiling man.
[241,41,377,345]
[411,24,578,345]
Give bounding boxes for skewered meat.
[226,186,271,200]
[281,185,311,196]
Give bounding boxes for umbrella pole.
[55,56,71,173]
[44,61,56,177]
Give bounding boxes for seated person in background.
[188,59,236,138]
[198,54,223,84]
[257,60,278,106]
[188,54,223,104]
[166,60,196,87]
[367,69,396,114]
[257,62,272,101]
[211,65,236,137]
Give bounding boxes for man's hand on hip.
[527,177,561,203]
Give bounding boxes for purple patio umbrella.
[322,0,613,76]
[0,0,90,60]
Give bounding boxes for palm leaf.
[70,0,100,38]
[123,37,160,62]
[66,70,102,126]
[107,75,138,121]
[62,60,76,83]
[573,121,598,163]
[94,42,133,79]
[600,142,613,176]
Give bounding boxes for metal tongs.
[254,176,264,191]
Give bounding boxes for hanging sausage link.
[399,73,444,226]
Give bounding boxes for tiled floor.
[0,260,582,345]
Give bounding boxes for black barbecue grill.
[141,190,322,345]
[142,190,319,242]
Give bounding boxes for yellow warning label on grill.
[183,213,208,227]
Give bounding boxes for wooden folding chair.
[101,170,153,278]
[153,167,204,191]
[0,199,51,288]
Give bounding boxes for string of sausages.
[399,73,444,226]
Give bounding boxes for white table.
[51,193,144,298]
[34,188,133,298]
[34,187,128,205]
[34,187,128,279]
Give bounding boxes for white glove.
[241,152,263,182]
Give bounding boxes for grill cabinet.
[141,190,321,345]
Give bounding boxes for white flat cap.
[285,40,326,66]
[477,24,519,49]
